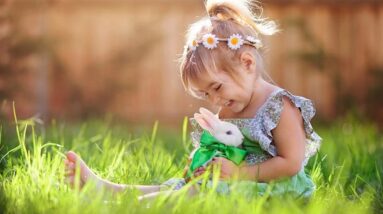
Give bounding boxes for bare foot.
[64,151,102,189]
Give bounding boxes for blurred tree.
[284,17,383,123]
[0,1,163,121]
[284,18,350,116]
[366,67,383,124]
[51,20,163,119]
[0,1,55,120]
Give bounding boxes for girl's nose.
[211,95,222,106]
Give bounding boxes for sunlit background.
[1,0,382,126]
[1,1,383,213]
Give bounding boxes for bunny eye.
[226,130,232,135]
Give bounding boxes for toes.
[66,151,86,170]
[64,151,98,183]
[65,162,75,170]
[66,151,78,162]
[65,170,74,177]
[64,175,75,186]
[64,163,75,176]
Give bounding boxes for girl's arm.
[241,97,306,181]
[211,97,306,182]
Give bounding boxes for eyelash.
[214,84,222,91]
[201,84,222,99]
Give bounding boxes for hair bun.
[216,12,224,20]
[207,2,238,22]
[205,0,278,36]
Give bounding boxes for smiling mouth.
[224,100,234,107]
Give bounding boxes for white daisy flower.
[227,34,244,50]
[189,39,199,51]
[246,36,263,49]
[254,41,263,49]
[246,35,257,43]
[202,33,219,49]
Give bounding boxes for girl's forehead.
[189,78,211,92]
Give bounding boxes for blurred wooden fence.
[1,0,383,124]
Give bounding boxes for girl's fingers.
[211,157,222,165]
[195,167,204,173]
[194,167,206,176]
[206,158,217,167]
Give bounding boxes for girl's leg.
[102,181,162,195]
[138,185,199,202]
[64,151,161,195]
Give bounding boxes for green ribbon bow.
[185,130,266,179]
[185,130,247,178]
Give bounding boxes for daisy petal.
[202,33,219,49]
[227,34,244,50]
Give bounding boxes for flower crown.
[187,33,263,51]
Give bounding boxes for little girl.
[64,0,322,200]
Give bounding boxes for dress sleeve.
[248,90,322,166]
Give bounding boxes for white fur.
[194,107,244,147]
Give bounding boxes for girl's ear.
[240,51,256,72]
[194,113,214,133]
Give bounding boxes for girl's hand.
[193,167,207,177]
[210,157,242,180]
[190,158,244,180]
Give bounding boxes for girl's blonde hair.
[179,0,278,99]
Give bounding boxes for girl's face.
[190,67,256,114]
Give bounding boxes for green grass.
[0,114,382,214]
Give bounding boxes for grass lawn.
[0,114,382,213]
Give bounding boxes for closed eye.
[214,84,222,91]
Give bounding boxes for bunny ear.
[194,113,214,133]
[199,107,220,124]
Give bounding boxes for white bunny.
[193,107,244,147]
[189,108,245,163]
[183,107,248,180]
